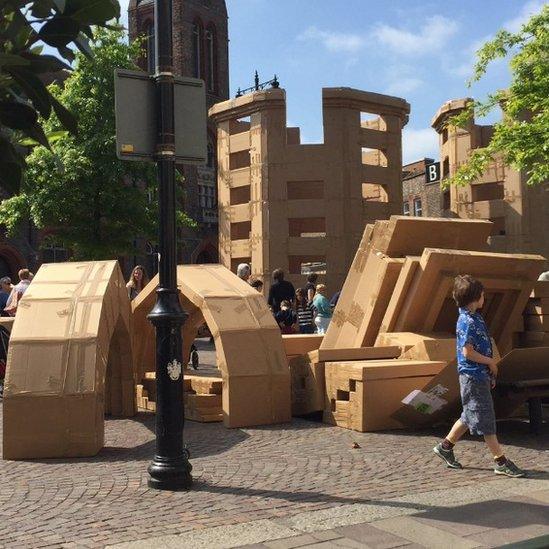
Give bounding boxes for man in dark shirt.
[267,269,295,313]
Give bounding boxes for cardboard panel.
[371,216,492,256]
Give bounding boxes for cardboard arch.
[3,261,136,460]
[132,264,291,428]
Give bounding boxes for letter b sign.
[425,162,440,184]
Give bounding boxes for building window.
[403,201,410,216]
[145,22,155,74]
[205,26,216,91]
[207,142,215,168]
[413,198,422,217]
[192,22,202,79]
[199,184,216,209]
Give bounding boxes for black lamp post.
[147,0,192,490]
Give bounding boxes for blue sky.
[120,0,544,163]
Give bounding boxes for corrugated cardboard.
[289,346,402,416]
[324,359,446,431]
[209,88,410,298]
[132,264,291,429]
[3,261,135,460]
[322,251,403,349]
[370,216,492,257]
[282,334,324,357]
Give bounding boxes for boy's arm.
[463,343,498,375]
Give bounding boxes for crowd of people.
[0,269,34,317]
[238,263,340,335]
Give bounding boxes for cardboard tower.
[209,87,410,295]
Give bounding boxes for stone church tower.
[128,0,229,265]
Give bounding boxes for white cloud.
[373,15,458,56]
[402,127,439,164]
[504,0,545,32]
[385,77,423,96]
[297,26,365,54]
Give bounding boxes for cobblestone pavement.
[1,340,548,547]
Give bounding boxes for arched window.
[192,21,203,79]
[145,21,155,73]
[207,142,215,168]
[205,25,216,91]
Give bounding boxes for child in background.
[295,288,315,334]
[433,275,526,477]
[312,284,332,335]
[275,300,298,334]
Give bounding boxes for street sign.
[425,161,441,184]
[114,69,207,164]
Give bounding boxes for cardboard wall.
[209,88,410,297]
[132,264,291,428]
[3,261,135,460]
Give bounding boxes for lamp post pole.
[147,0,192,490]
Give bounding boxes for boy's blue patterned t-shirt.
[456,307,493,380]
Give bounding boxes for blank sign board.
[114,69,207,164]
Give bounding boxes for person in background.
[126,265,149,300]
[4,269,32,316]
[295,287,315,334]
[237,263,251,283]
[249,278,263,292]
[305,273,318,302]
[312,284,333,335]
[275,300,298,334]
[330,289,341,310]
[268,269,295,314]
[0,277,13,315]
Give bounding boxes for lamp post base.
[148,453,193,491]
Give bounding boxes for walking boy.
[433,275,526,477]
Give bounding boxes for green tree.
[1,27,194,260]
[0,0,120,193]
[448,5,549,187]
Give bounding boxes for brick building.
[402,158,446,218]
[128,0,229,267]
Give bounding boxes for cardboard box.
[3,261,135,460]
[132,264,291,429]
[370,216,492,257]
[282,334,324,356]
[324,359,446,431]
[289,346,402,416]
[518,331,549,347]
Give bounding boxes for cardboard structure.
[132,264,291,428]
[137,373,224,422]
[289,346,401,416]
[3,261,135,460]
[310,216,547,432]
[518,281,549,348]
[432,98,549,261]
[209,87,410,296]
[324,359,447,431]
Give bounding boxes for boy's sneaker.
[433,442,463,469]
[494,459,526,478]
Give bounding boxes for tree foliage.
[448,5,549,187]
[0,27,195,260]
[0,0,120,194]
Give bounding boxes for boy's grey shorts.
[459,374,496,436]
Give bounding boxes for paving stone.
[1,354,548,549]
[334,522,411,548]
[264,534,319,548]
[372,516,482,548]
